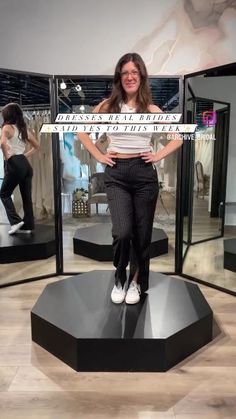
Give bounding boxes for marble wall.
[0,0,235,75]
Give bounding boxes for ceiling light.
[60,80,67,90]
[75,84,82,92]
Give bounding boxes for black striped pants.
[104,157,159,293]
[0,155,34,229]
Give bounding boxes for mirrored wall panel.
[183,64,236,292]
[57,76,181,274]
[0,70,56,285]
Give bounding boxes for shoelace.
[129,281,140,293]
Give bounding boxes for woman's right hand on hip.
[98,152,117,167]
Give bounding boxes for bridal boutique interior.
[0,70,56,285]
[56,76,182,275]
[182,62,236,293]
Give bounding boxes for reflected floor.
[184,194,221,243]
[63,194,176,274]
[183,228,236,292]
[62,219,176,274]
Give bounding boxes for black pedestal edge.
[31,310,213,372]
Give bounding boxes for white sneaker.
[8,221,24,235]
[125,280,141,304]
[111,283,126,304]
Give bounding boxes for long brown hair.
[1,103,28,142]
[101,53,153,113]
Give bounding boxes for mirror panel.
[191,97,229,243]
[0,70,56,285]
[183,69,236,292]
[57,76,181,274]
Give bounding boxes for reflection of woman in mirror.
[78,53,183,304]
[0,103,39,235]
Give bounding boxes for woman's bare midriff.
[113,153,141,159]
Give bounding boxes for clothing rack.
[21,95,72,113]
[20,104,51,111]
[24,110,51,118]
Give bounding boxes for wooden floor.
[0,275,235,419]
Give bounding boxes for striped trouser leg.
[104,158,159,292]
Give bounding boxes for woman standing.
[0,103,39,235]
[78,52,183,304]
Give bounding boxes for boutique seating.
[88,172,108,214]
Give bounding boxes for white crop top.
[6,125,26,157]
[107,103,153,154]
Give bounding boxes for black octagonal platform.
[0,224,56,263]
[224,238,236,272]
[31,271,213,372]
[73,224,168,261]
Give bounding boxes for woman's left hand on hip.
[140,152,160,163]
